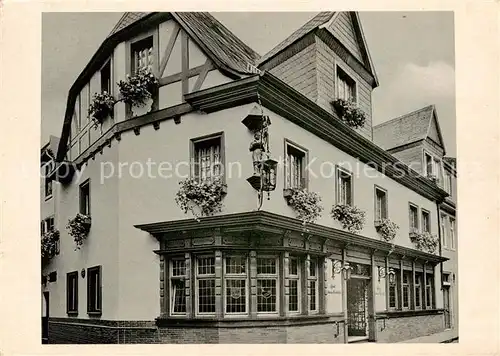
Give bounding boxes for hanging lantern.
[262,158,278,191]
[388,268,396,285]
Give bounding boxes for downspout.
[436,201,443,291]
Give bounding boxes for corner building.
[41,12,455,343]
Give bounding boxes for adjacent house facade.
[41,12,455,344]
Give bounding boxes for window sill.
[44,195,53,202]
[66,311,78,317]
[376,308,444,319]
[156,313,344,328]
[87,311,102,317]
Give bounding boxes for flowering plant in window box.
[66,213,91,250]
[88,92,116,127]
[410,231,438,253]
[41,229,60,262]
[375,218,399,242]
[426,173,438,183]
[117,68,158,107]
[283,187,323,225]
[331,204,366,233]
[175,177,227,221]
[331,99,366,129]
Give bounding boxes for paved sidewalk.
[399,329,458,343]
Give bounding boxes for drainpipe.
[436,202,443,291]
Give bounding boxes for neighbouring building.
[41,11,456,344]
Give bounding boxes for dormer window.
[336,66,356,102]
[100,60,111,94]
[131,36,153,74]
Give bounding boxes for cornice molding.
[134,211,448,264]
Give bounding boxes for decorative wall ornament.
[243,98,278,209]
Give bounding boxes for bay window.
[196,256,216,314]
[224,256,248,314]
[257,257,278,313]
[402,271,411,309]
[425,274,434,308]
[414,273,423,309]
[165,251,324,319]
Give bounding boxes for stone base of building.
[48,313,445,344]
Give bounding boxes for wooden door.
[347,278,368,336]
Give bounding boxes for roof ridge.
[258,11,335,65]
[374,104,435,130]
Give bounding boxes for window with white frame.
[402,271,411,309]
[449,218,456,250]
[425,274,434,308]
[308,258,318,312]
[375,186,387,221]
[257,257,278,313]
[131,36,153,74]
[424,153,433,177]
[422,210,431,233]
[415,273,423,309]
[196,256,216,314]
[288,256,300,313]
[224,256,248,314]
[336,66,356,102]
[337,167,353,206]
[192,134,223,182]
[409,204,419,233]
[441,214,448,248]
[285,142,307,189]
[170,258,187,315]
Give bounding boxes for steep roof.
[373,105,438,151]
[258,12,335,64]
[108,12,260,74]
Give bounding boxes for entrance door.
[443,287,452,329]
[347,278,368,337]
[42,292,49,343]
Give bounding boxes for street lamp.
[378,266,396,284]
[342,261,352,281]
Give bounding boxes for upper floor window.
[441,213,448,248]
[41,216,55,235]
[409,204,419,233]
[434,158,442,185]
[421,210,431,233]
[336,167,353,206]
[43,162,54,198]
[446,173,453,197]
[374,186,388,221]
[336,66,356,102]
[131,36,153,74]
[449,218,456,250]
[191,133,224,182]
[79,180,91,216]
[285,141,307,189]
[424,153,433,177]
[100,60,111,94]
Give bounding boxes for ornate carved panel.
[256,236,283,246]
[288,237,305,248]
[191,236,215,246]
[166,239,186,248]
[222,235,249,246]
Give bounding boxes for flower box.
[375,218,399,242]
[67,213,92,250]
[175,177,227,220]
[41,229,60,262]
[409,231,438,254]
[331,204,366,234]
[118,68,159,108]
[331,99,367,129]
[283,188,323,224]
[88,92,115,126]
